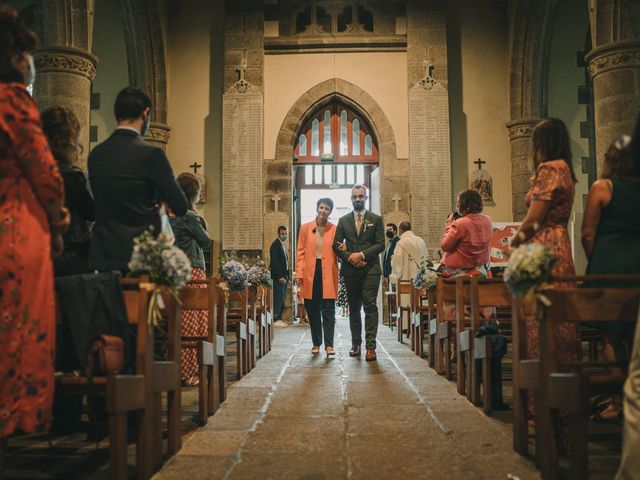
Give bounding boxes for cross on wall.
[190,162,202,174]
[474,158,486,170]
[271,194,281,213]
[392,194,402,212]
[423,60,435,78]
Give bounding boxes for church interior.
[2,0,640,479]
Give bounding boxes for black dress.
[53,166,95,276]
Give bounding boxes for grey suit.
[333,211,385,349]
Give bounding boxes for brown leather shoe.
[365,348,377,361]
[349,345,361,357]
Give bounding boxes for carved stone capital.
[506,117,540,140]
[34,46,98,81]
[585,40,640,79]
[145,122,171,145]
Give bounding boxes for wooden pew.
[227,289,249,378]
[395,280,413,344]
[457,276,512,414]
[410,286,431,357]
[536,279,640,479]
[435,277,458,377]
[179,276,222,425]
[384,280,398,327]
[246,287,257,370]
[214,280,228,404]
[256,284,269,358]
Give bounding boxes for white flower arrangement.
[503,243,556,299]
[128,228,192,325]
[413,260,439,289]
[246,256,272,288]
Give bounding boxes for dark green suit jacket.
[333,211,385,277]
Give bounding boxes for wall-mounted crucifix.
[234,55,251,93]
[423,60,435,79]
[474,158,486,170]
[392,194,402,212]
[190,162,202,174]
[271,194,281,213]
[418,59,437,89]
[470,158,493,203]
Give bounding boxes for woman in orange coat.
[295,198,339,356]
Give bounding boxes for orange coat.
[295,220,339,300]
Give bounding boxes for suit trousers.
[273,278,288,321]
[344,271,380,349]
[304,260,335,348]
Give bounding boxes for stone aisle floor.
[154,318,541,480]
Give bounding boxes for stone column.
[146,122,171,150]
[506,117,539,221]
[33,46,97,168]
[586,40,640,173]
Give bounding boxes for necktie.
[356,213,362,234]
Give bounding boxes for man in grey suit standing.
[334,184,385,361]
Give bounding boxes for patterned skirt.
[180,267,208,384]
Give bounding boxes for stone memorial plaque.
[409,82,452,255]
[223,91,263,250]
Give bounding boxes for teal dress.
[586,179,640,336]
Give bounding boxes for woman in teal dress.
[582,134,640,421]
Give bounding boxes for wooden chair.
[435,277,458,377]
[384,280,398,327]
[179,277,222,425]
[457,277,512,414]
[535,278,640,479]
[214,280,228,404]
[246,287,257,370]
[395,280,413,343]
[256,284,269,358]
[410,286,430,357]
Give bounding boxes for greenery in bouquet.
[246,256,272,288]
[413,260,439,289]
[219,251,248,292]
[128,228,192,325]
[504,243,556,299]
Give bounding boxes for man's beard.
[352,201,365,211]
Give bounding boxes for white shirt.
[279,239,288,270]
[353,209,367,223]
[115,125,141,135]
[390,231,429,284]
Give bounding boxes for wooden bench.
[535,279,640,479]
[456,276,512,414]
[435,277,458,377]
[227,289,250,379]
[410,285,432,357]
[394,280,413,343]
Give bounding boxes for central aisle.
[155,319,540,480]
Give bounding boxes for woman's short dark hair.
[114,87,152,121]
[532,118,577,182]
[457,189,483,214]
[316,197,334,213]
[602,135,636,180]
[0,6,37,83]
[177,172,201,206]
[41,106,81,168]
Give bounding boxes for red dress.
[0,83,64,436]
[524,160,580,363]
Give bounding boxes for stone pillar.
[146,122,171,150]
[506,117,539,221]
[33,46,97,168]
[586,40,640,173]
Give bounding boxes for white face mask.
[23,54,35,86]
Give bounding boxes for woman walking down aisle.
[511,117,580,365]
[295,198,339,356]
[0,6,68,437]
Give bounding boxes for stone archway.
[263,78,404,256]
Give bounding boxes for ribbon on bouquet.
[139,282,182,327]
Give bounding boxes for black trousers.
[273,278,288,321]
[344,271,380,350]
[304,260,335,348]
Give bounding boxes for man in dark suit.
[269,225,289,326]
[334,184,385,361]
[383,223,399,279]
[88,87,188,272]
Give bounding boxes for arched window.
[294,102,378,163]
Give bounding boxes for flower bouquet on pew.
[413,259,439,290]
[219,251,248,292]
[503,243,556,303]
[246,256,272,289]
[128,227,192,326]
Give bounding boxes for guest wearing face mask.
[270,225,290,327]
[0,5,69,440]
[88,87,188,272]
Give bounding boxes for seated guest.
[41,106,95,276]
[440,189,493,278]
[390,221,428,330]
[582,135,640,421]
[88,87,188,272]
[170,173,212,385]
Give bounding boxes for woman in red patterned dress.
[0,6,68,439]
[511,118,580,364]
